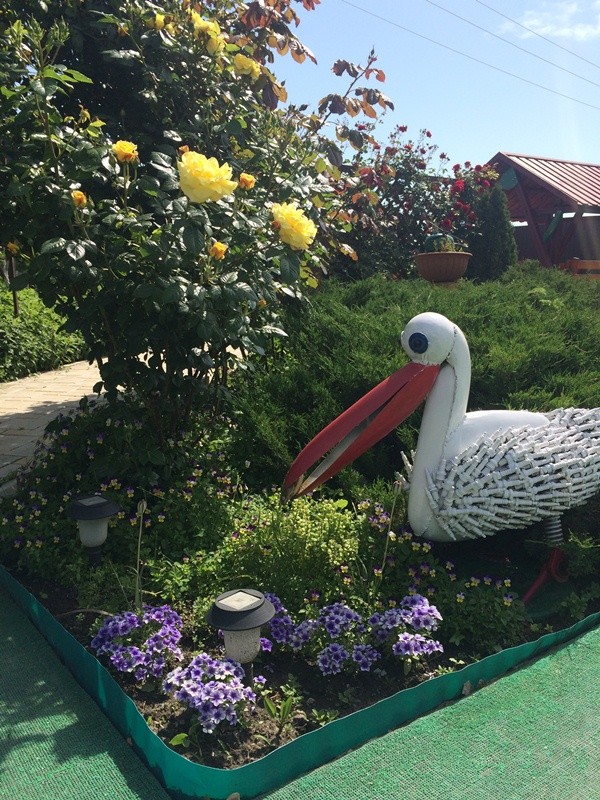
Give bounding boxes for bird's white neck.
[407,327,471,537]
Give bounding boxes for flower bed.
[3,565,600,800]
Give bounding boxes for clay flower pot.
[414,251,471,285]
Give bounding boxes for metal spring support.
[544,516,564,546]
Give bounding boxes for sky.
[272,0,600,169]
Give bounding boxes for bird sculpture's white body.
[283,312,600,545]
[401,313,600,541]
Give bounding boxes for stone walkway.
[0,361,100,493]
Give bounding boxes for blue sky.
[273,0,600,168]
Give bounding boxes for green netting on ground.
[0,590,172,800]
[261,624,600,800]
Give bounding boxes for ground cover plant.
[0,284,85,381]
[2,266,600,767]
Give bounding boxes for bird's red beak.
[281,362,439,501]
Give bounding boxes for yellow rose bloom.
[271,202,317,251]
[233,53,261,82]
[177,151,237,203]
[190,10,210,34]
[190,13,224,53]
[209,241,228,260]
[71,190,87,208]
[112,140,138,163]
[206,31,225,55]
[239,173,256,190]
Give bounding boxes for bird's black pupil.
[409,332,429,354]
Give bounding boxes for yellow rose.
[209,241,228,260]
[71,190,87,208]
[271,202,317,251]
[206,31,225,55]
[112,140,138,163]
[190,10,210,34]
[177,151,237,203]
[190,13,224,53]
[233,53,261,82]
[239,173,256,190]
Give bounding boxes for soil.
[12,572,441,769]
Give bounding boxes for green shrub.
[0,286,85,381]
[216,494,362,609]
[466,184,517,281]
[0,4,382,444]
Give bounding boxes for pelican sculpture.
[282,312,600,599]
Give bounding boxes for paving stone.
[0,362,100,491]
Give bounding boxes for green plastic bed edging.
[2,563,600,800]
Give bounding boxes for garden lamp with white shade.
[206,589,275,664]
[68,493,120,566]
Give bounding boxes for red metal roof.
[490,152,600,215]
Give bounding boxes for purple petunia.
[90,605,183,683]
[263,593,443,679]
[163,653,257,734]
[352,644,381,672]
[317,643,350,675]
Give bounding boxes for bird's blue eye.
[409,332,429,354]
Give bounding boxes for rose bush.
[326,124,502,280]
[0,2,394,451]
[0,3,327,448]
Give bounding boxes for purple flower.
[352,644,381,672]
[90,605,183,683]
[164,654,255,734]
[264,593,287,615]
[392,632,443,658]
[318,603,362,638]
[317,643,350,675]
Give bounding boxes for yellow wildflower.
[209,241,228,260]
[177,151,237,203]
[238,172,256,190]
[271,202,317,250]
[6,241,20,255]
[112,140,138,163]
[233,53,261,81]
[71,190,87,208]
[154,13,165,30]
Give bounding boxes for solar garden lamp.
[206,589,275,665]
[68,494,120,567]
